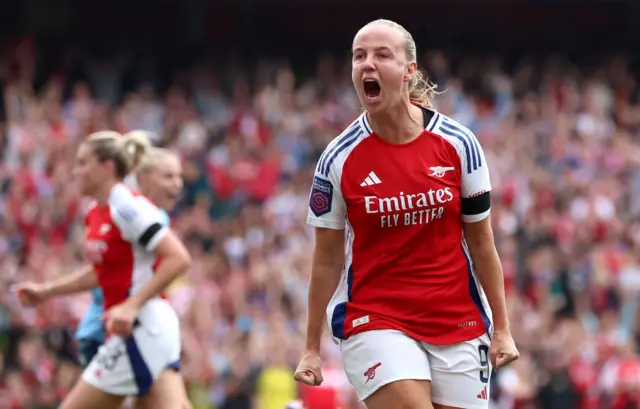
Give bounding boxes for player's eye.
[377,53,391,59]
[353,54,365,61]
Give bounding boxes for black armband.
[461,191,491,216]
[138,222,163,247]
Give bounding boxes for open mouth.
[363,79,381,100]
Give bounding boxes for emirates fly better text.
[364,187,454,228]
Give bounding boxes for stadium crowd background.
[1,1,640,409]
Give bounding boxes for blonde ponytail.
[122,130,152,172]
[409,70,438,107]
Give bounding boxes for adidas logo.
[360,171,382,187]
[476,386,488,400]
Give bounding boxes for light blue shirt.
[76,209,170,342]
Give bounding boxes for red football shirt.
[84,184,169,310]
[307,109,493,345]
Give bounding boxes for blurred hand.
[294,351,323,386]
[13,282,49,307]
[490,330,520,371]
[103,301,139,337]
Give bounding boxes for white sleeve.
[306,150,347,230]
[110,191,169,251]
[456,129,492,223]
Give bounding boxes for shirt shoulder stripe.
[442,118,482,169]
[427,112,441,132]
[318,120,363,177]
[322,128,363,177]
[437,117,482,174]
[439,123,475,174]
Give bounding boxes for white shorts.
[341,330,492,409]
[82,299,181,396]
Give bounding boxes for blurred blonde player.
[126,132,192,409]
[75,131,152,369]
[74,131,191,409]
[14,131,191,409]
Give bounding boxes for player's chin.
[161,196,178,212]
[167,193,180,207]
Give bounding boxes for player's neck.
[94,181,119,207]
[368,102,423,144]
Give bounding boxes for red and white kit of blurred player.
[82,183,181,395]
[14,131,190,409]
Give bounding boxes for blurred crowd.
[1,35,640,409]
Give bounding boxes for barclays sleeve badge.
[309,176,333,217]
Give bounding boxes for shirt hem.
[346,321,488,345]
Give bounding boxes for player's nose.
[362,56,376,71]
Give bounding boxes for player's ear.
[404,61,417,83]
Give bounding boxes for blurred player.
[75,131,152,368]
[14,131,191,409]
[294,19,519,409]
[76,132,180,367]
[127,135,193,409]
[75,131,191,408]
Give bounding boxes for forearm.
[468,243,509,332]
[43,265,97,297]
[305,264,343,353]
[127,256,190,309]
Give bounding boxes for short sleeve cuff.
[462,209,490,223]
[307,217,345,230]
